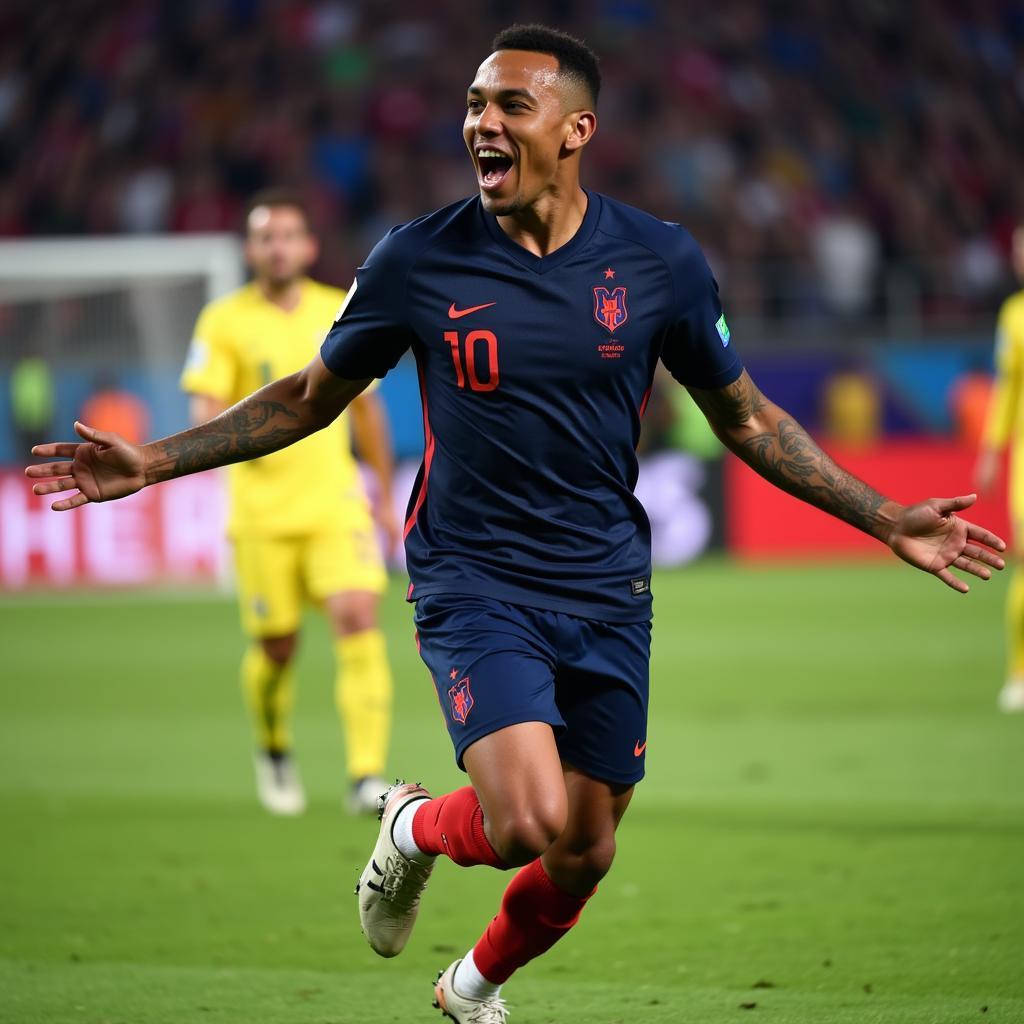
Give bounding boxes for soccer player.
[976,222,1024,712]
[28,25,1006,1024]
[181,189,400,815]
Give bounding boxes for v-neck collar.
[479,190,602,275]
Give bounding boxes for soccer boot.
[347,774,389,816]
[433,960,509,1023]
[355,780,434,956]
[998,679,1024,712]
[252,751,306,816]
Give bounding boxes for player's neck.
[495,185,588,258]
[256,277,304,312]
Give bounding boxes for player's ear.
[564,110,597,154]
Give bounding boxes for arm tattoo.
[739,419,887,535]
[697,375,767,428]
[694,372,890,537]
[148,398,304,480]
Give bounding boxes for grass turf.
[1,559,1021,1023]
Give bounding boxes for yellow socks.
[1007,568,1024,681]
[241,643,296,752]
[334,629,392,780]
[242,630,392,780]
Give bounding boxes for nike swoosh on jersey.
[448,301,497,319]
[634,740,647,757]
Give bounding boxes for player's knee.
[329,595,378,635]
[551,834,617,892]
[575,835,617,887]
[261,634,297,665]
[489,807,566,866]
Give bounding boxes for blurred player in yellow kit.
[977,223,1024,712]
[181,189,399,812]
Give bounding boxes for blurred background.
[3,5,1023,1021]
[1,0,1021,578]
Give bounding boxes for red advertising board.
[2,453,728,590]
[725,441,1012,558]
[0,470,228,588]
[3,444,1010,588]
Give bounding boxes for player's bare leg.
[245,631,306,815]
[325,590,393,810]
[463,722,568,865]
[542,765,633,896]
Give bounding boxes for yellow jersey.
[983,289,1024,517]
[180,278,364,537]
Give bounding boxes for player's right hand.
[25,421,147,511]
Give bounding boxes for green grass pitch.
[1,559,1021,1023]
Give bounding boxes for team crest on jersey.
[593,286,628,333]
[448,676,474,725]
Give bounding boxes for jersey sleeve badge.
[715,313,731,346]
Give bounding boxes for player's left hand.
[887,494,1006,593]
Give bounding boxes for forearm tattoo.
[739,420,887,535]
[702,374,888,537]
[149,398,303,480]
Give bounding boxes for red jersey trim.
[638,385,653,418]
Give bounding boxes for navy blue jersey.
[321,191,742,622]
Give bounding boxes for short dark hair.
[492,24,600,107]
[244,188,310,232]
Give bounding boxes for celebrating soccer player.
[28,25,1006,1024]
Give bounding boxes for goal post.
[1,234,244,590]
[0,234,244,457]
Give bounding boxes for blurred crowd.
[2,0,1023,324]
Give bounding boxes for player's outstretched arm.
[26,355,369,511]
[688,371,1006,593]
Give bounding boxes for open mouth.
[477,148,514,190]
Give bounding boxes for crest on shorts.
[593,286,628,333]
[448,676,474,725]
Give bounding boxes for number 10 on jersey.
[445,330,499,392]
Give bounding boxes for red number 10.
[445,330,499,392]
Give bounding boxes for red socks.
[472,858,594,984]
[411,788,596,985]
[411,786,507,868]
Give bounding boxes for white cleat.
[348,775,389,816]
[354,780,434,957]
[253,751,306,816]
[997,679,1024,713]
[433,960,509,1023]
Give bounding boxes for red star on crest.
[603,267,616,279]
[449,668,458,680]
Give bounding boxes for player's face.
[464,50,589,216]
[245,205,317,287]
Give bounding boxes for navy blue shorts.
[413,593,652,786]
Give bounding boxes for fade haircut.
[244,187,311,233]
[491,24,601,108]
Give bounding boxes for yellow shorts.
[232,504,387,637]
